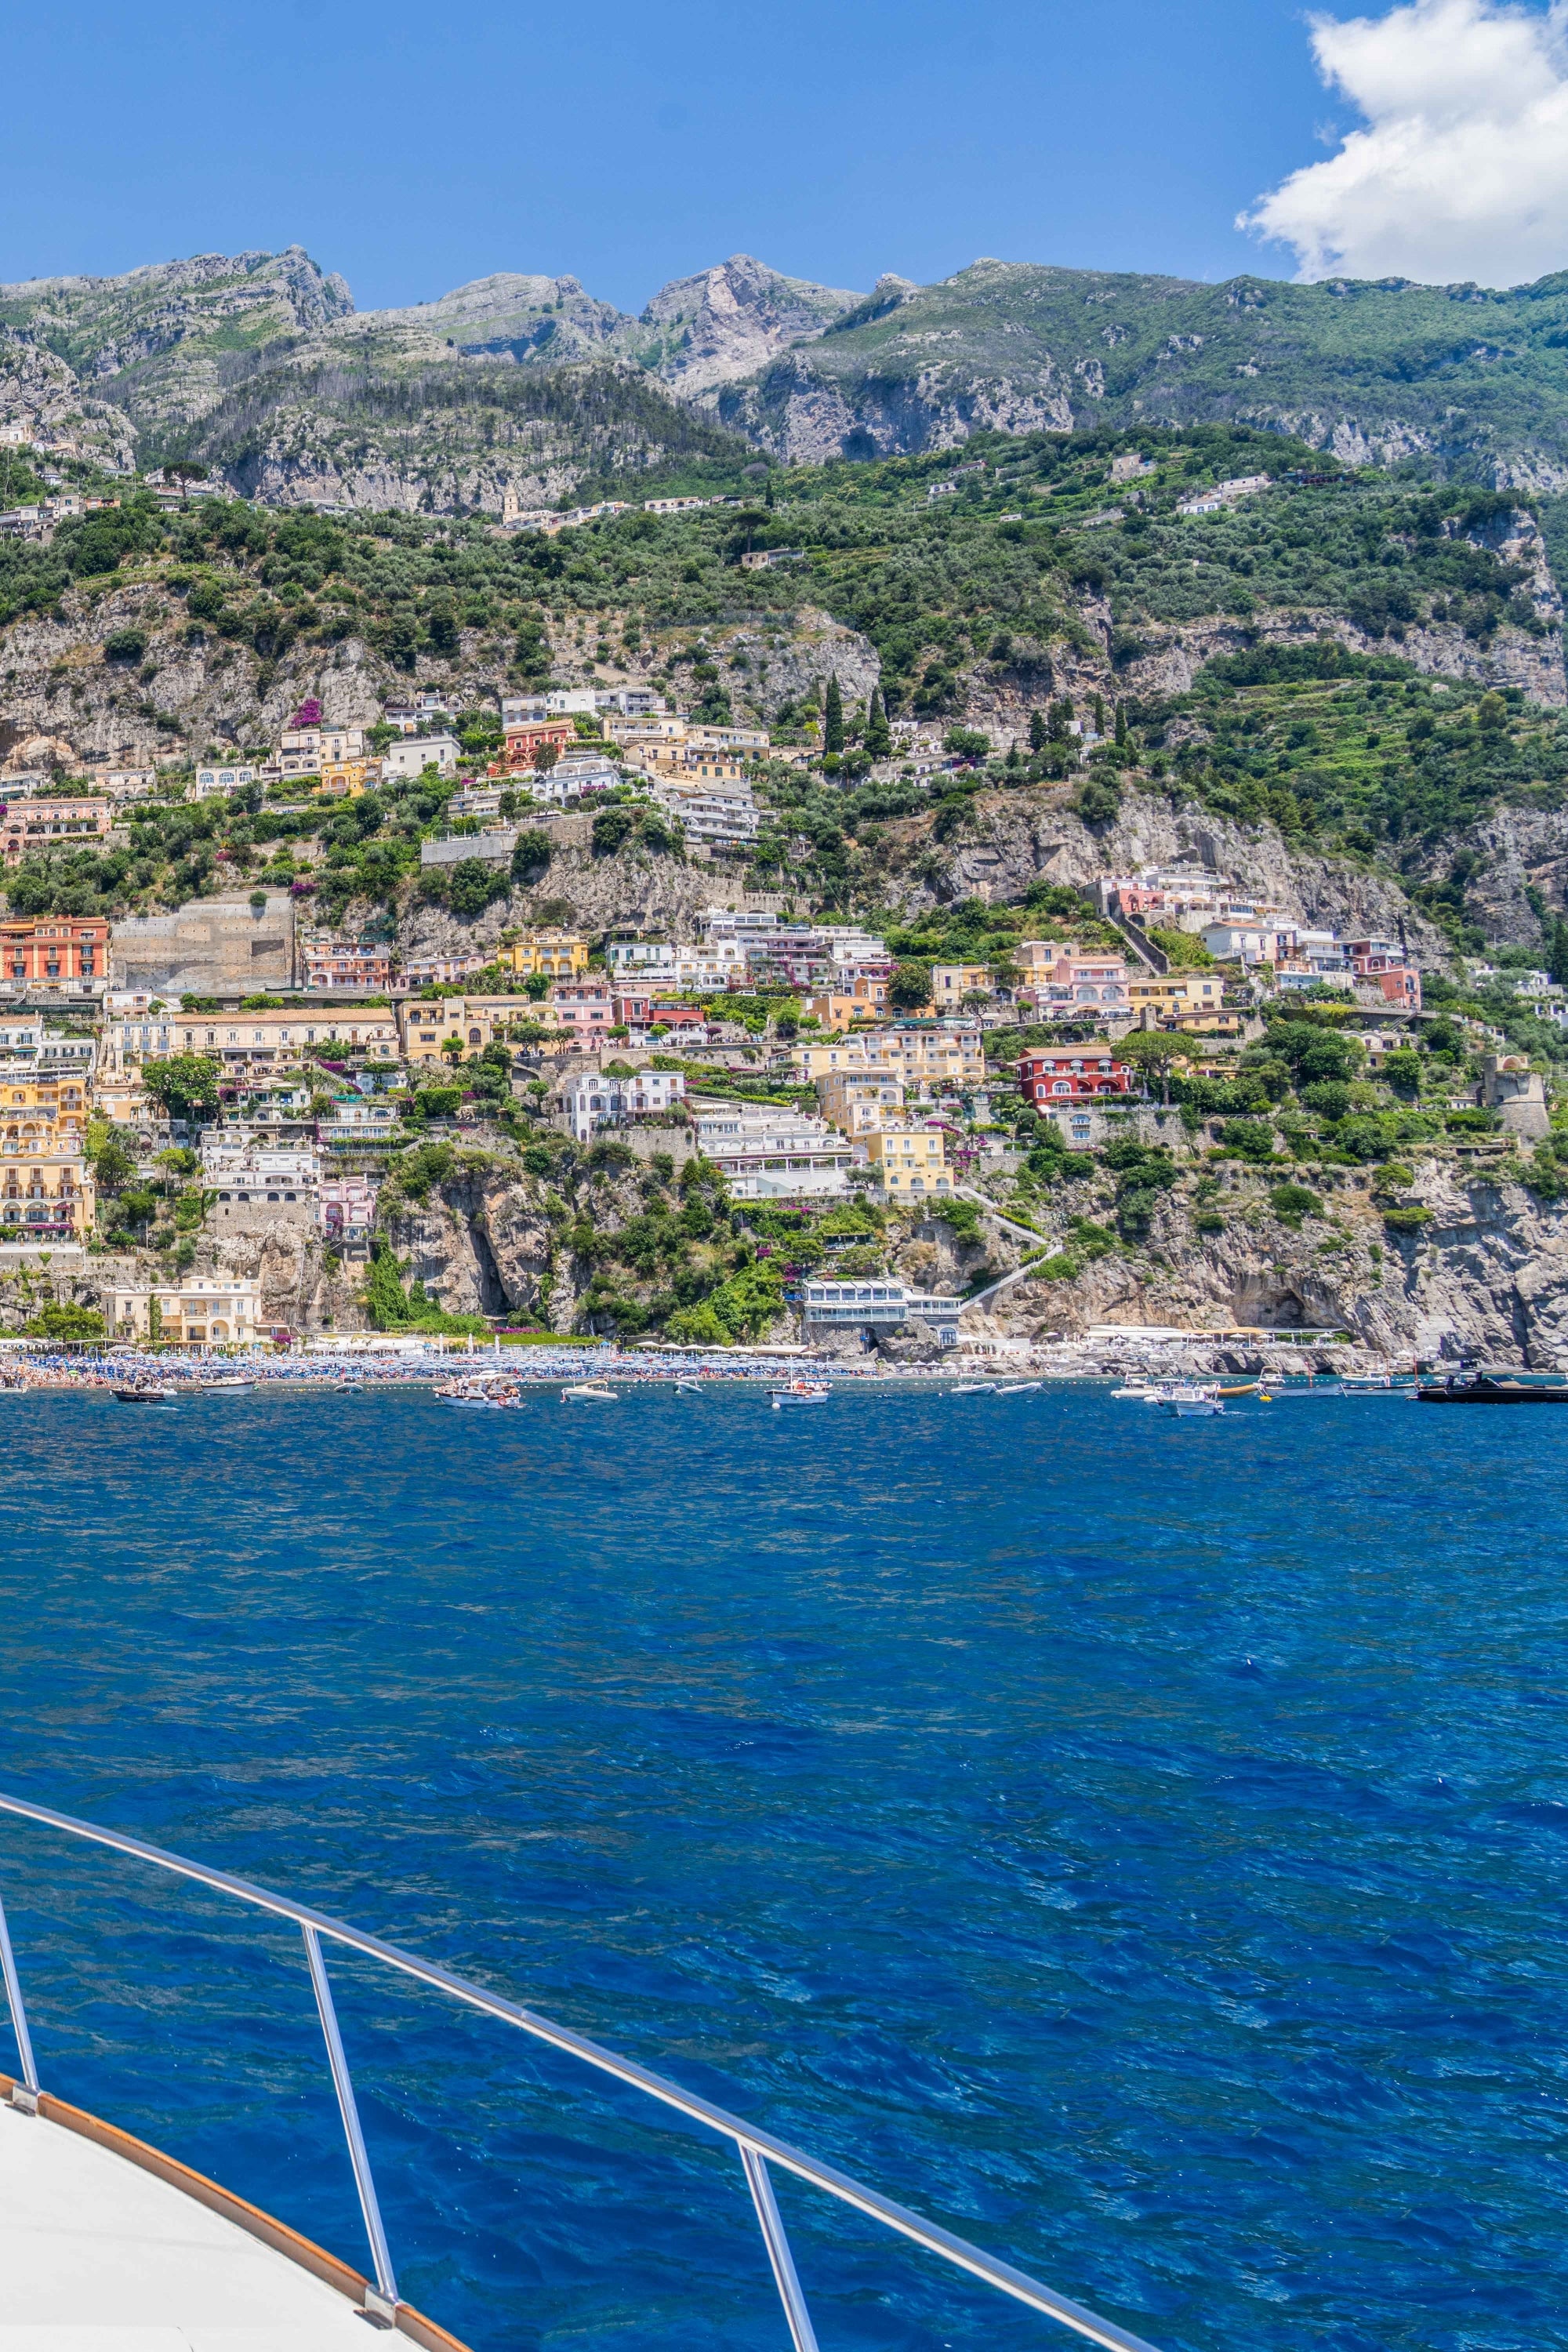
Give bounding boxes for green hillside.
[717,258,1568,481]
[0,426,1563,943]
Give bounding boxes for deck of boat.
[0,2083,459,2352]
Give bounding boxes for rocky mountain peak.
[636,253,864,397]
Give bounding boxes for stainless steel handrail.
[0,1788,1163,2352]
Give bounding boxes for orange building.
[0,916,109,987]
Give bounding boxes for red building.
[1347,941,1422,1011]
[502,719,575,771]
[1018,1045,1135,1104]
[0,916,108,987]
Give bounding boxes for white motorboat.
[951,1381,996,1395]
[199,1376,254,1392]
[561,1381,618,1402]
[996,1381,1041,1396]
[674,1379,706,1394]
[1152,1384,1225,1417]
[771,1380,830,1408]
[0,1788,1147,2352]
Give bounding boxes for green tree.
[89,1125,138,1193]
[823,673,844,757]
[510,827,554,885]
[889,958,934,1010]
[447,858,507,918]
[24,1301,107,1341]
[140,1054,222,1123]
[1073,774,1122,826]
[1115,1029,1182,1104]
[1114,699,1129,747]
[865,688,891,760]
[1029,708,1048,753]
[592,808,635,857]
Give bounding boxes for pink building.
[548,977,614,1043]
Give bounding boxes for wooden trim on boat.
[1,2071,471,2352]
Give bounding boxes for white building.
[690,1104,855,1198]
[106,1276,262,1348]
[605,939,745,992]
[201,1135,321,1229]
[798,1278,962,1346]
[649,775,759,851]
[383,734,460,782]
[560,1067,687,1143]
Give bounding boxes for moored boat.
[112,1385,177,1404]
[561,1381,618,1402]
[1418,1372,1568,1403]
[771,1380,829,1408]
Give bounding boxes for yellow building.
[495,931,590,982]
[106,1275,261,1347]
[1127,974,1235,1033]
[315,757,379,798]
[793,1022,985,1091]
[0,1075,95,1241]
[931,963,993,1007]
[862,1123,952,1200]
[818,1070,905,1134]
[400,996,542,1063]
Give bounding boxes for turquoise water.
[0,1385,1565,2351]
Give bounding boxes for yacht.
[0,1791,1160,2352]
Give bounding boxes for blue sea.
[0,1382,1565,2352]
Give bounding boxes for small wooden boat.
[113,1385,178,1404]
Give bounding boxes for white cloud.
[1240,0,1568,285]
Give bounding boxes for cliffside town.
[0,428,1566,1366]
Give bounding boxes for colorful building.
[1018,1046,1136,1104]
[0,916,109,990]
[862,1123,951,1199]
[495,931,590,982]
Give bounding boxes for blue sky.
[1,0,1560,307]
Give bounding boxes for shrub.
[1032,1252,1080,1281]
[1300,1080,1353,1120]
[103,627,147,664]
[1381,1204,1434,1231]
[1269,1182,1321,1228]
[1072,774,1122,827]
[1218,1117,1277,1163]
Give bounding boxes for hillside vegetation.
[1,427,1565,941]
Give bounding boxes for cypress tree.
[1115,699,1128,746]
[824,673,844,755]
[866,686,891,759]
[1029,707,1047,753]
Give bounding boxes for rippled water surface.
[1,1383,1566,2352]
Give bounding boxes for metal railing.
[0,1788,1162,2352]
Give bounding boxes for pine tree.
[824,673,844,756]
[865,686,891,760]
[1029,708,1047,753]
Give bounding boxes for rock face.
[636,255,862,401]
[971,1161,1568,1368]
[885,783,1451,960]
